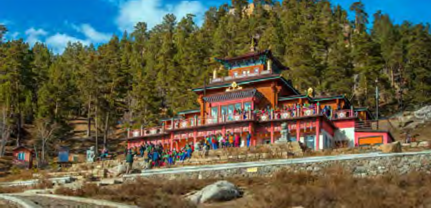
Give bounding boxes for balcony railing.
[210,70,272,83]
[174,111,255,129]
[128,126,165,138]
[128,108,358,138]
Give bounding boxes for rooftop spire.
[250,37,256,52]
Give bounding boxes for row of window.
[211,102,252,118]
[232,68,260,77]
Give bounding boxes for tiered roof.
[214,50,288,71]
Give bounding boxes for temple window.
[244,102,252,111]
[234,72,238,77]
[254,68,259,74]
[235,103,242,110]
[18,152,25,160]
[211,107,218,119]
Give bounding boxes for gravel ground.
[20,196,111,208]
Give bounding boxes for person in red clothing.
[234,133,240,147]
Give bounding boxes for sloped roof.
[193,75,300,95]
[214,50,288,70]
[203,88,264,103]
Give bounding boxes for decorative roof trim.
[192,76,298,95]
[178,109,200,115]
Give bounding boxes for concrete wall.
[126,151,431,180]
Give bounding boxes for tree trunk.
[16,113,22,147]
[41,140,45,163]
[95,106,99,157]
[34,145,39,169]
[87,99,92,138]
[103,112,110,146]
[0,108,9,157]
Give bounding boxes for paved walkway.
[0,193,138,208]
[124,150,431,178]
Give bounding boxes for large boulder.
[380,141,402,153]
[109,163,126,177]
[188,181,242,204]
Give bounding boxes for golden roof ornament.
[307,87,314,97]
[226,81,243,92]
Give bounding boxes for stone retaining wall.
[129,151,431,180]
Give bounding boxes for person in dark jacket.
[139,145,145,157]
[125,149,135,174]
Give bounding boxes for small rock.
[418,141,429,147]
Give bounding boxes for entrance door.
[305,135,315,150]
[228,105,234,121]
[211,107,218,123]
[221,106,228,122]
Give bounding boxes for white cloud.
[73,24,111,43]
[24,24,109,54]
[25,28,48,45]
[45,33,90,54]
[116,0,205,32]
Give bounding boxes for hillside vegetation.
[0,0,430,158]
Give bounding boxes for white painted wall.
[334,127,355,147]
[318,129,334,150]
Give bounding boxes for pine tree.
[0,24,6,43]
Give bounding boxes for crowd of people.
[123,131,253,173]
[124,142,194,173]
[195,131,253,151]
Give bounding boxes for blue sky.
[1,0,430,53]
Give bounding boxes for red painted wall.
[332,119,355,129]
[13,149,32,162]
[321,120,335,136]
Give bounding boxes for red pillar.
[222,126,226,137]
[270,122,274,143]
[170,132,174,151]
[193,130,197,145]
[218,105,221,123]
[315,118,321,150]
[296,120,300,142]
[249,122,256,146]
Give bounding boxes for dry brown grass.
[245,167,431,208]
[55,178,220,208]
[0,168,36,182]
[0,186,25,193]
[53,166,431,208]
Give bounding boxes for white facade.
[318,129,334,150]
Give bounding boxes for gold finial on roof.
[250,38,256,52]
[226,81,243,92]
[307,87,314,97]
